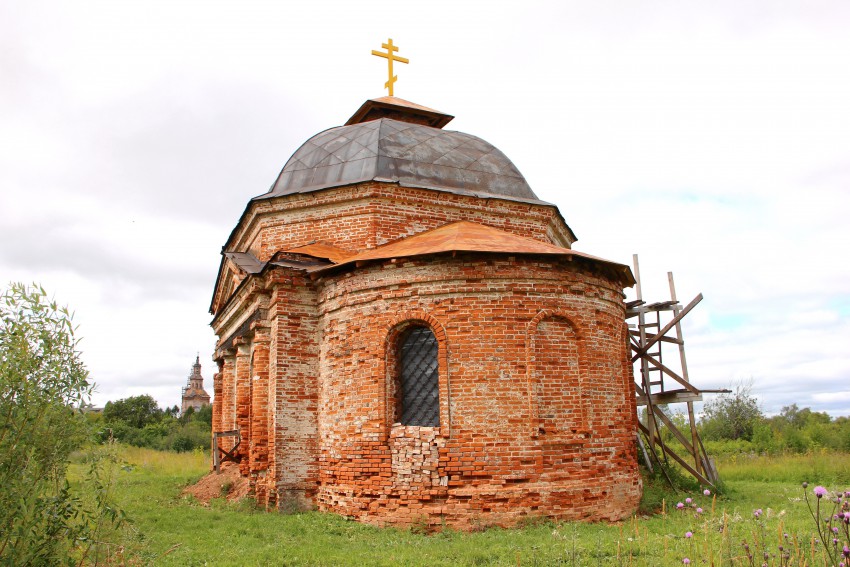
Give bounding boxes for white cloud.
[1,0,848,414]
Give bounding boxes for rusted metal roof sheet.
[224,251,265,274]
[282,242,354,264]
[259,118,544,205]
[311,221,635,286]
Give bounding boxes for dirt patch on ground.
[181,462,250,505]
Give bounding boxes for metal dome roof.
[259,117,544,204]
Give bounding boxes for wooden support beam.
[638,422,714,487]
[636,391,704,406]
[638,353,702,395]
[629,331,683,345]
[650,404,695,455]
[636,433,653,472]
[631,293,703,362]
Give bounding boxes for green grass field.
[85,447,850,566]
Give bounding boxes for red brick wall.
[219,353,237,449]
[226,183,574,262]
[265,272,320,512]
[248,323,270,502]
[534,316,582,437]
[310,255,641,528]
[212,182,640,527]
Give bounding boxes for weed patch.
[102,446,850,566]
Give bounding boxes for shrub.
[103,394,163,429]
[700,382,764,442]
[0,283,128,563]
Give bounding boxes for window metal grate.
[400,327,440,427]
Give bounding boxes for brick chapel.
[209,96,643,528]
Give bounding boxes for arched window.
[533,315,581,436]
[398,326,440,427]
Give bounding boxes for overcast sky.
[2,1,848,416]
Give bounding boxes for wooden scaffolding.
[628,255,726,487]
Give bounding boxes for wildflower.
[803,482,809,488]
[754,509,763,518]
[843,545,850,558]
[677,502,684,510]
[704,489,711,496]
[685,497,692,505]
[814,486,828,498]
[833,527,840,534]
[683,558,690,565]
[696,507,703,514]
[685,531,693,538]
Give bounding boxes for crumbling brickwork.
[310,256,640,528]
[210,98,642,528]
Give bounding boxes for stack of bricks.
[390,425,446,489]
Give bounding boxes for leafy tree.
[103,394,162,428]
[700,382,764,441]
[179,404,196,424]
[194,403,212,426]
[0,283,127,563]
[101,394,211,452]
[772,404,831,430]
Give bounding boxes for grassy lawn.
[87,447,850,566]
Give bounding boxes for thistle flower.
[814,486,828,498]
[696,507,703,514]
[685,531,693,538]
[685,497,692,505]
[683,558,690,565]
[677,502,684,510]
[754,509,763,518]
[704,489,711,496]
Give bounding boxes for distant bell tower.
[181,355,211,414]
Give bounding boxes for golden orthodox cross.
[371,38,409,96]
